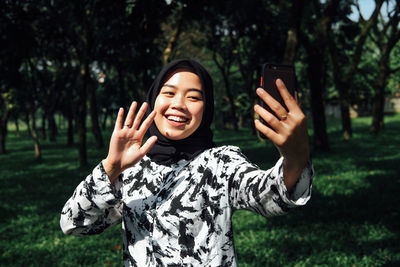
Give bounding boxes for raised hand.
[254,79,310,190]
[102,101,157,183]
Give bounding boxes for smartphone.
[259,63,296,137]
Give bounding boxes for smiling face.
[153,71,204,140]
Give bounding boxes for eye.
[161,90,175,97]
[187,90,203,101]
[188,96,202,101]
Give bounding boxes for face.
[153,71,204,140]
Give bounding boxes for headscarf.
[145,59,215,165]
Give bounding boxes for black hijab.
[146,59,215,165]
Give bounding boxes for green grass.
[1,114,399,266]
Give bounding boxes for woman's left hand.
[254,78,310,190]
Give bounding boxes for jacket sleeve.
[60,162,123,236]
[224,146,313,217]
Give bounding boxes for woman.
[60,59,313,266]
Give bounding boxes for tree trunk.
[102,107,110,129]
[371,82,385,133]
[282,0,304,65]
[78,62,88,167]
[67,111,74,146]
[371,49,395,134]
[0,91,12,153]
[163,10,183,65]
[14,116,20,137]
[371,1,400,133]
[306,49,330,151]
[66,78,74,146]
[222,71,238,131]
[117,64,128,109]
[48,112,57,142]
[0,108,9,154]
[29,106,41,159]
[41,113,46,140]
[88,81,104,148]
[212,51,238,131]
[25,111,31,136]
[328,0,384,139]
[328,39,353,139]
[238,67,257,134]
[339,94,352,139]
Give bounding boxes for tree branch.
[355,0,365,22]
[346,0,384,81]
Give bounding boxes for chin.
[164,131,189,140]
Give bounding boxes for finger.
[139,136,157,156]
[124,101,138,128]
[114,107,124,130]
[138,110,156,134]
[256,88,288,119]
[254,119,278,141]
[132,102,149,130]
[254,104,281,130]
[275,79,298,112]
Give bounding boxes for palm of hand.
[103,102,157,181]
[108,129,145,169]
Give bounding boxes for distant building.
[325,96,400,118]
[385,97,400,113]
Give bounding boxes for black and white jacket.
[60,145,313,266]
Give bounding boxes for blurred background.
[1,0,399,266]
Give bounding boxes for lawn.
[1,114,399,266]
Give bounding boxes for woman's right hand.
[102,101,157,183]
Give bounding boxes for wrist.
[102,158,122,183]
[282,156,308,191]
[284,156,308,171]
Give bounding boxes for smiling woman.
[60,58,313,267]
[154,71,204,140]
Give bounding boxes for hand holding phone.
[258,63,296,138]
[254,63,310,191]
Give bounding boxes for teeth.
[167,115,188,122]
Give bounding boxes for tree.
[370,0,400,133]
[281,0,306,65]
[298,0,342,151]
[162,0,185,65]
[0,1,39,156]
[328,0,384,139]
[0,91,12,154]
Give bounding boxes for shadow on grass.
[232,114,400,266]
[240,166,400,266]
[1,115,400,266]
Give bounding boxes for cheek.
[191,103,204,122]
[154,96,167,112]
[154,97,168,126]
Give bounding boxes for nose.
[170,94,186,110]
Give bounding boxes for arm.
[254,79,310,192]
[60,101,157,235]
[60,163,124,235]
[225,146,313,217]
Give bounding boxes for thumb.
[139,136,157,156]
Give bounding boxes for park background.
[1,0,399,266]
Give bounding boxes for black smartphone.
[259,63,296,137]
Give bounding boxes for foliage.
[1,115,400,266]
[1,0,400,159]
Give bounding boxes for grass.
[1,114,399,266]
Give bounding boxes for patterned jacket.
[60,145,313,266]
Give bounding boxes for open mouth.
[166,115,189,123]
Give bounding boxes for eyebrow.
[162,84,203,94]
